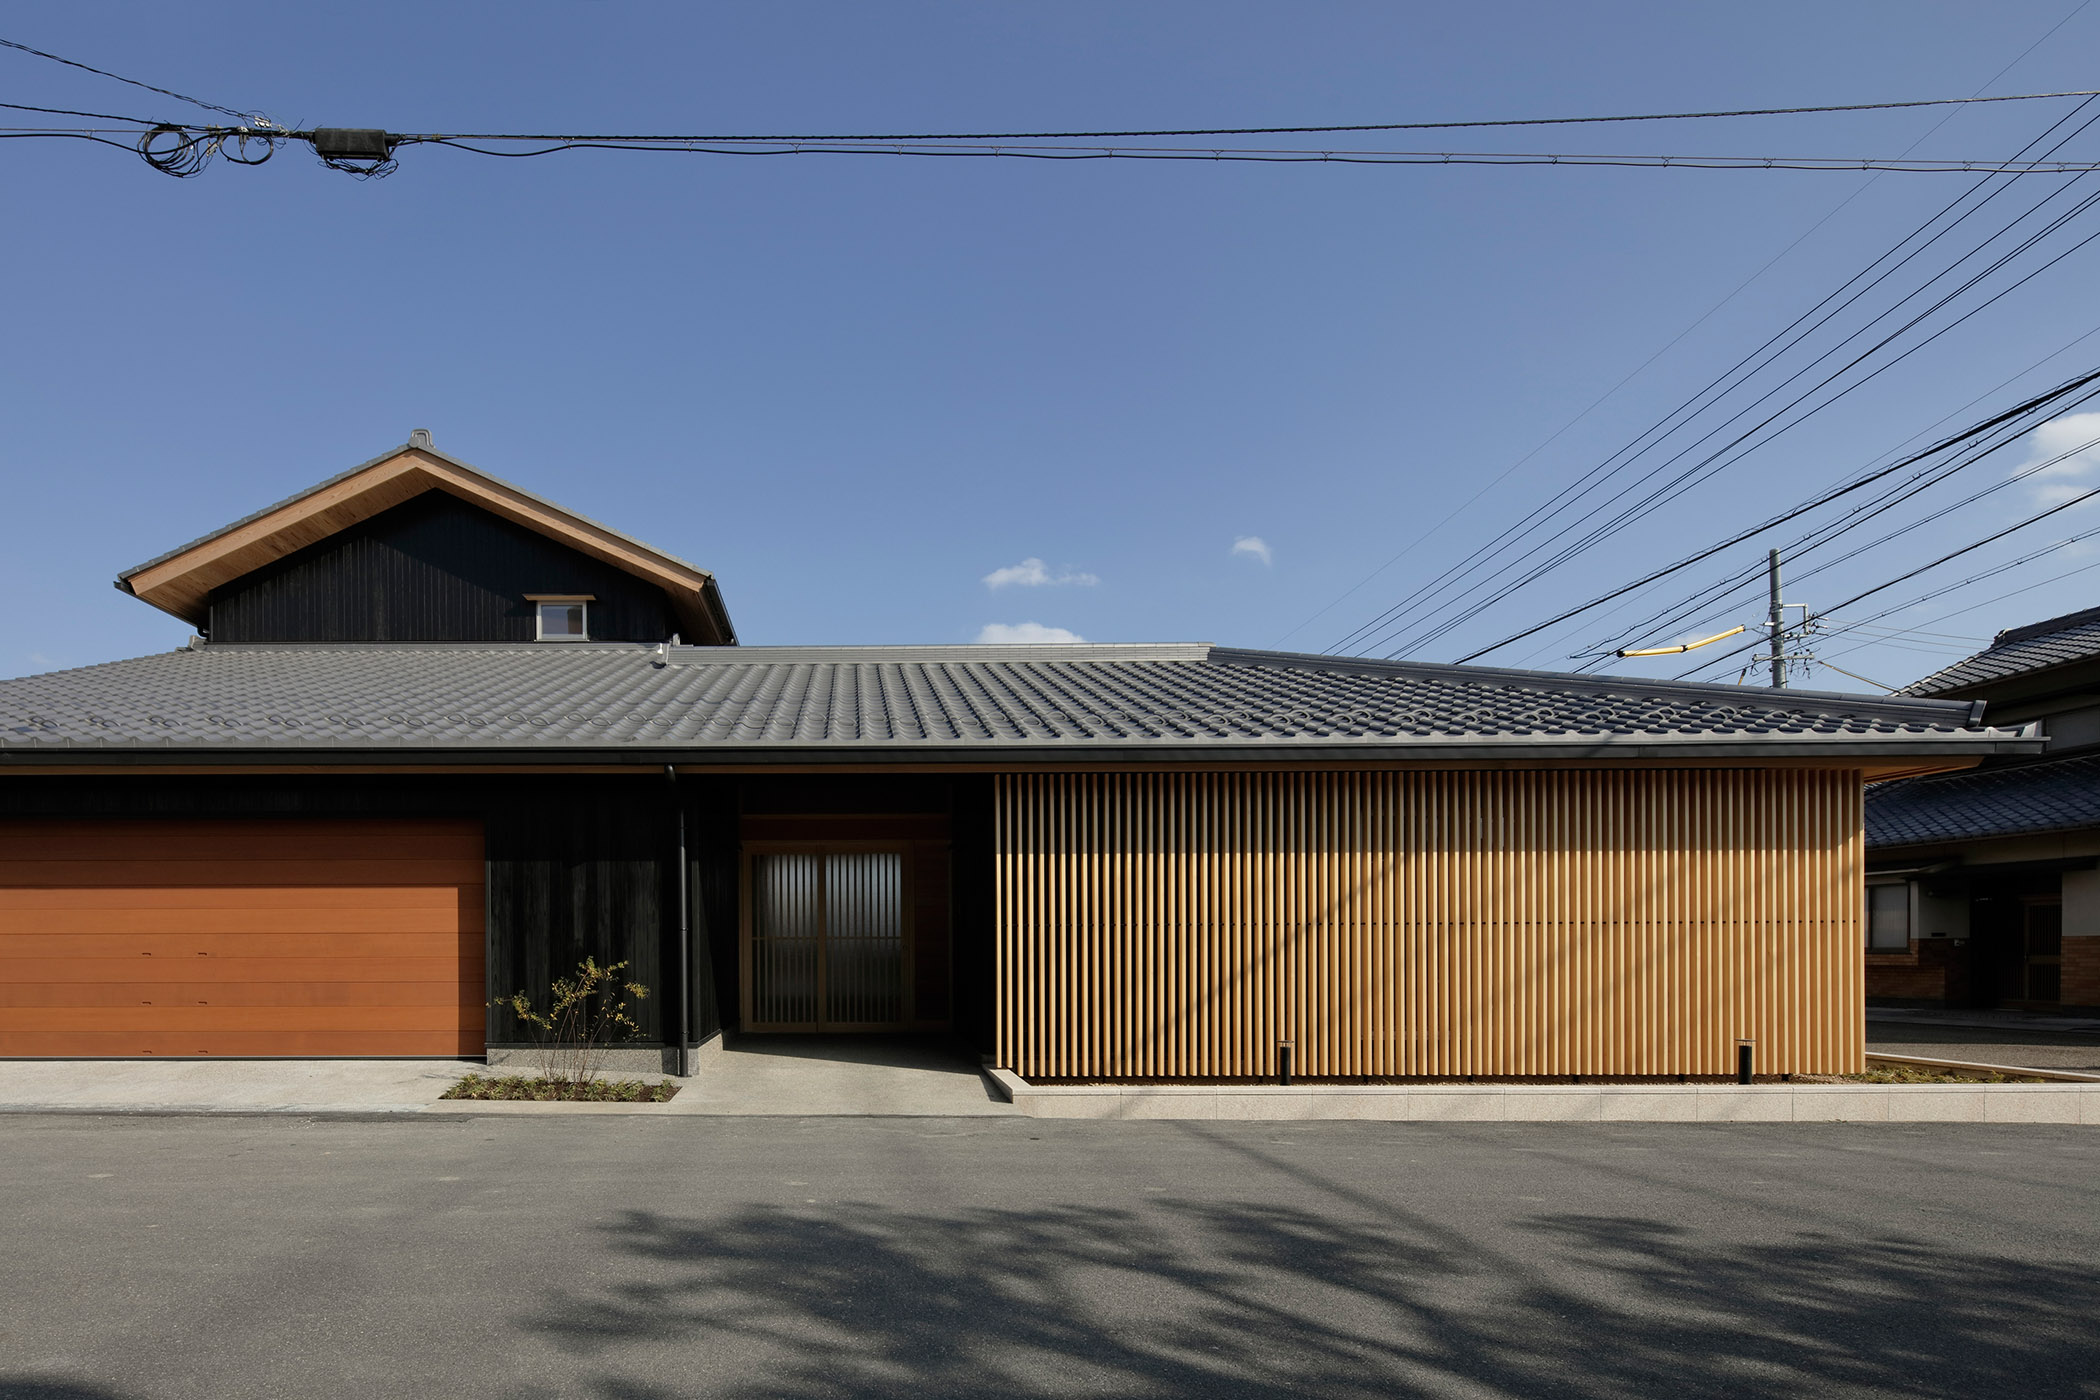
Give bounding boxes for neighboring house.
[1866,605,2100,1013]
[0,437,2040,1079]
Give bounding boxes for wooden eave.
[115,446,734,644]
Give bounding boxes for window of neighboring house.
[1866,883,1911,951]
[532,598,590,641]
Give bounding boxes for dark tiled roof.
[1899,604,2100,697]
[1867,752,2100,848]
[0,641,2028,763]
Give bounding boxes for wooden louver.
[994,769,1864,1080]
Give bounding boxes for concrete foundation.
[484,1034,727,1076]
[984,1068,2100,1122]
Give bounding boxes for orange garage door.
[0,819,484,1056]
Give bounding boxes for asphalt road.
[3,1115,2096,1400]
[1866,1021,2100,1073]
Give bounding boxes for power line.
[1556,319,2100,670]
[0,36,257,123]
[1288,12,2089,658]
[148,86,2100,144]
[1568,385,2100,668]
[1814,556,2100,669]
[1327,98,2100,659]
[1543,0,2094,673]
[0,99,160,124]
[1273,51,2052,656]
[13,26,2100,147]
[1390,369,2100,666]
[401,140,2100,173]
[28,124,2100,178]
[12,29,2100,179]
[1675,508,2100,681]
[1429,182,2100,663]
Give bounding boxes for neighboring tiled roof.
[0,642,2031,764]
[1867,752,2100,848]
[1899,604,2100,697]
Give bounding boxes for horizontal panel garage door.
[0,819,484,1056]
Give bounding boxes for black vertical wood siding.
[482,782,666,1045]
[683,775,741,1041]
[949,776,996,1053]
[207,492,676,644]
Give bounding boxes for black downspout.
[667,764,691,1077]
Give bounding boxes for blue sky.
[6,2,2100,692]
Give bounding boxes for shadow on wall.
[0,1384,143,1399]
[516,1197,2096,1399]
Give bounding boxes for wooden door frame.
[2019,895,2064,1005]
[739,840,917,1032]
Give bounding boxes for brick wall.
[1866,939,1965,1005]
[2064,938,2100,1010]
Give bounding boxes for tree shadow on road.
[513,1194,2098,1399]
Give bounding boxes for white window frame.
[529,596,592,642]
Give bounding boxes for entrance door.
[2023,899,2063,1004]
[742,847,910,1030]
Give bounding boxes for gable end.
[207,492,679,644]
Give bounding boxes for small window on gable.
[530,596,592,642]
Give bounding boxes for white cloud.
[1231,535,1274,565]
[2020,411,2100,506]
[983,557,1099,588]
[975,621,1086,645]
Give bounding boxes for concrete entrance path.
[0,1058,477,1114]
[0,1039,1014,1116]
[665,1035,1016,1116]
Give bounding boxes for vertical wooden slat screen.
[994,769,1864,1079]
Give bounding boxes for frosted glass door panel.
[824,853,904,1026]
[747,849,907,1029]
[751,853,822,1026]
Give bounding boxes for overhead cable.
[1327,98,2100,659]
[0,35,259,123]
[1387,368,2100,667]
[1555,318,2100,670]
[1271,20,2083,657]
[136,86,2100,144]
[1675,508,2100,681]
[1570,382,2100,667]
[1431,185,2100,663]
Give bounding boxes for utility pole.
[1767,548,1786,689]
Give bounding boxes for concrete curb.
[0,1103,432,1117]
[424,1099,677,1115]
[984,1068,2100,1122]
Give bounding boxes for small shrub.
[493,957,650,1087]
[443,1073,677,1102]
